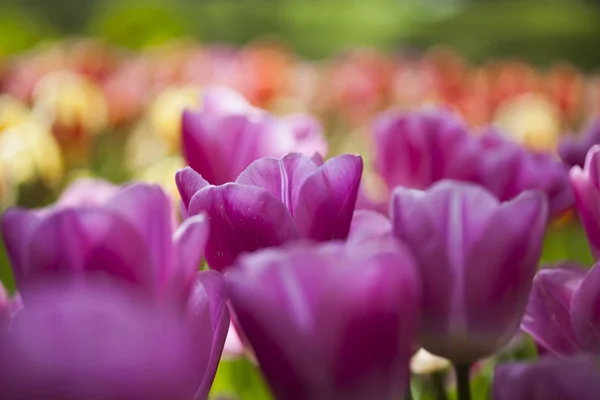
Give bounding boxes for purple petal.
[186,271,230,399]
[56,178,119,208]
[0,282,204,400]
[559,117,600,169]
[105,184,175,286]
[570,164,600,259]
[347,210,392,244]
[19,208,153,295]
[188,184,300,271]
[462,191,548,361]
[521,267,585,355]
[201,86,255,116]
[1,208,42,282]
[279,114,328,158]
[176,167,210,211]
[235,153,319,213]
[493,356,600,400]
[294,154,363,241]
[170,214,210,301]
[570,262,600,353]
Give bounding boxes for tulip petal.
[106,184,174,284]
[463,191,548,359]
[188,184,300,271]
[56,178,119,207]
[235,153,319,213]
[21,209,152,294]
[294,154,363,241]
[493,356,600,400]
[571,148,600,258]
[1,209,42,282]
[570,262,600,353]
[187,271,230,399]
[176,167,210,211]
[521,267,585,355]
[347,210,392,244]
[182,109,226,184]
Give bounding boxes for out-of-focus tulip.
[31,71,108,143]
[1,181,207,304]
[520,262,600,356]
[492,93,561,152]
[137,156,187,203]
[559,117,600,169]
[226,241,420,400]
[182,86,328,185]
[493,355,600,400]
[0,118,63,188]
[391,181,548,363]
[148,85,202,151]
[0,274,228,400]
[570,145,600,258]
[347,209,392,245]
[0,96,29,131]
[374,109,572,216]
[177,152,362,271]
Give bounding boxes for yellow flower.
[0,117,63,187]
[0,95,29,131]
[146,85,202,152]
[493,93,561,153]
[410,348,451,375]
[137,156,186,203]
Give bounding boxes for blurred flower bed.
[2,34,600,399]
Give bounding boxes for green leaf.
[209,358,273,400]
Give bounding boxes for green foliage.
[0,5,58,56]
[209,357,273,400]
[541,218,594,267]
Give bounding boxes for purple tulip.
[559,117,600,169]
[522,261,600,355]
[182,86,328,185]
[493,355,600,400]
[391,180,548,363]
[1,180,208,305]
[0,272,229,400]
[225,240,421,400]
[347,210,392,245]
[177,152,363,271]
[373,109,572,216]
[570,145,600,259]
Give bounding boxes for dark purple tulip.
[522,261,600,355]
[391,180,548,363]
[182,86,328,185]
[373,109,572,216]
[0,272,229,400]
[1,180,208,304]
[226,241,421,400]
[176,152,363,271]
[559,117,600,169]
[570,145,600,259]
[493,355,600,400]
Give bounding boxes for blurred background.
[1,0,600,67]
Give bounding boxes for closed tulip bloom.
[391,180,548,363]
[1,180,209,305]
[493,355,600,400]
[176,152,362,271]
[0,274,229,400]
[226,241,421,400]
[522,262,600,355]
[182,86,327,185]
[570,145,600,259]
[374,109,572,216]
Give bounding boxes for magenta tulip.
[182,86,328,185]
[570,144,600,259]
[493,355,600,400]
[177,152,363,271]
[0,272,229,400]
[373,109,572,216]
[226,240,421,400]
[559,117,600,169]
[1,180,207,304]
[522,261,600,355]
[391,180,548,363]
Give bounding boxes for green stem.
[432,370,449,400]
[454,363,471,400]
